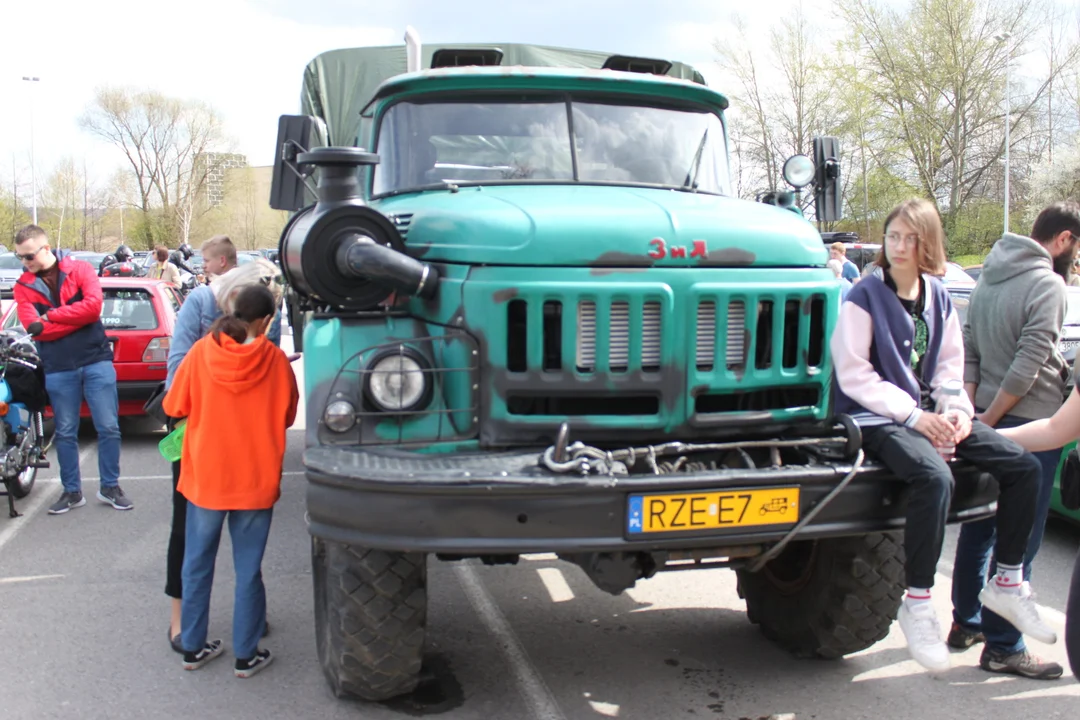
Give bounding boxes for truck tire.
[736,532,905,659]
[312,537,427,701]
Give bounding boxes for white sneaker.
[898,601,950,671]
[979,581,1058,645]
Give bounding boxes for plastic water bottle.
[935,379,964,461]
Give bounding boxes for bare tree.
[79,88,226,247]
[715,5,835,215]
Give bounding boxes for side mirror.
[269,114,329,212]
[813,136,843,223]
[782,155,815,189]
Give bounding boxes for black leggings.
[165,420,185,599]
[861,419,1039,589]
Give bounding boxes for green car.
[1053,442,1080,522]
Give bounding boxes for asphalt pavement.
[1,331,1080,719]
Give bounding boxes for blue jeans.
[45,360,121,494]
[952,413,1061,654]
[181,503,273,660]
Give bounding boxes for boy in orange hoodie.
[163,284,298,678]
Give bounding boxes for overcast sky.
[1,0,829,186]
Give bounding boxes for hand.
[913,412,956,447]
[974,412,996,427]
[952,412,973,444]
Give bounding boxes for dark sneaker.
[48,491,85,515]
[235,649,273,678]
[980,646,1063,680]
[182,640,224,670]
[946,622,985,650]
[97,485,133,510]
[169,628,184,655]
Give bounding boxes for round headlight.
[323,400,357,432]
[365,352,430,412]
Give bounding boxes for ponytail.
[209,315,249,345]
[209,284,277,345]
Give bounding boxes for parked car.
[821,231,880,272]
[68,251,110,269]
[0,253,24,299]
[1,277,184,417]
[943,262,976,286]
[963,264,983,282]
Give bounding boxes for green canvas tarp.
[299,43,708,150]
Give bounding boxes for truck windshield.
[372,97,730,197]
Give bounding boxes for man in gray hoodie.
[950,201,1080,679]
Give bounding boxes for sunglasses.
[16,246,46,262]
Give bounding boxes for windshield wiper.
[682,128,709,191]
[103,324,140,330]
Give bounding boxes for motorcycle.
[0,327,50,518]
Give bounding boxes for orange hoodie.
[163,332,299,511]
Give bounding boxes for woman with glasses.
[829,198,1056,672]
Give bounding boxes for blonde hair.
[211,257,284,315]
[874,198,947,276]
[830,242,846,256]
[201,234,237,266]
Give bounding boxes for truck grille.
[388,212,413,239]
[574,300,663,373]
[693,295,827,376]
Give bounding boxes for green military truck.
[269,34,998,702]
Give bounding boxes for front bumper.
[304,446,998,554]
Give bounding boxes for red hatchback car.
[1,277,184,417]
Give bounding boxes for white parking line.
[0,574,64,584]
[454,563,567,720]
[0,478,59,554]
[536,567,575,603]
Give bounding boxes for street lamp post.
[21,76,39,226]
[994,32,1012,235]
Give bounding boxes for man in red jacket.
[13,225,131,514]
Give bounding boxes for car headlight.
[323,400,357,432]
[364,350,431,413]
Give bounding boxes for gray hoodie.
[963,232,1068,420]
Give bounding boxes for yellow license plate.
[626,487,800,534]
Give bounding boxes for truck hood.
[374,186,826,268]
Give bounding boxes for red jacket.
[14,257,113,373]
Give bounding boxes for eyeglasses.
[884,232,919,247]
[16,246,46,262]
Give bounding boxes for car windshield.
[373,96,731,197]
[0,254,22,270]
[101,289,158,330]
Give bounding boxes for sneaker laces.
[1013,590,1047,628]
[907,605,944,646]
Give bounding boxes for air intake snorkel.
[278,147,439,310]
